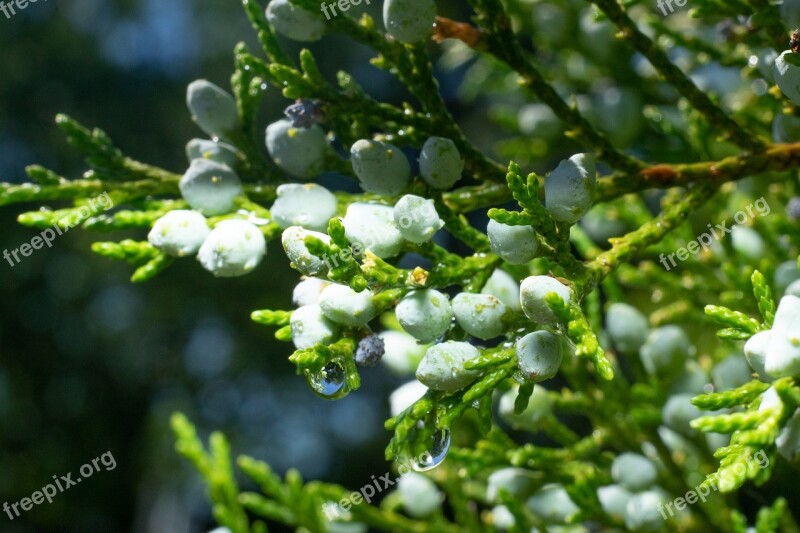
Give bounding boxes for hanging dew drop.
[411,429,451,471]
[305,361,349,400]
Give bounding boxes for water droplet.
[411,428,450,471]
[305,361,349,400]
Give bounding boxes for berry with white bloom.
[271,183,337,232]
[776,409,800,461]
[597,485,632,521]
[290,304,339,349]
[624,489,668,532]
[393,195,444,243]
[516,330,567,382]
[787,279,800,297]
[179,159,243,216]
[383,0,436,44]
[292,277,330,307]
[395,289,453,342]
[487,467,537,503]
[319,284,376,327]
[765,295,800,377]
[491,505,516,531]
[281,226,331,276]
[640,325,690,375]
[416,341,481,391]
[774,50,800,106]
[197,220,266,277]
[481,269,521,311]
[397,472,442,518]
[380,330,428,376]
[350,139,410,196]
[186,80,239,138]
[419,137,464,189]
[266,119,328,179]
[148,210,210,257]
[343,203,404,259]
[611,453,658,492]
[662,393,703,437]
[452,292,507,340]
[605,303,650,356]
[498,384,552,432]
[266,0,327,42]
[525,484,579,524]
[487,219,539,265]
[519,276,572,324]
[544,153,597,224]
[389,380,428,416]
[744,330,772,378]
[186,139,239,167]
[712,355,753,391]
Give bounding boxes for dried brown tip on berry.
[791,30,800,53]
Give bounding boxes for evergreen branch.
[590,0,765,153]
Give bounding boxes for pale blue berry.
[481,269,521,312]
[605,303,650,356]
[292,277,330,307]
[518,103,563,138]
[776,409,800,461]
[516,331,567,382]
[598,485,632,522]
[148,210,210,257]
[266,119,328,179]
[397,472,441,518]
[774,50,800,106]
[416,341,481,391]
[744,330,771,378]
[452,292,507,340]
[179,159,243,216]
[379,331,428,376]
[775,260,800,296]
[491,505,516,531]
[396,289,453,343]
[419,137,463,189]
[487,467,537,503]
[519,276,572,324]
[526,484,579,524]
[623,489,668,532]
[787,279,800,297]
[662,393,703,437]
[281,226,331,276]
[544,153,597,224]
[731,226,765,261]
[764,295,800,377]
[197,220,266,277]
[712,355,753,391]
[271,183,337,232]
[343,202,404,259]
[186,139,239,167]
[186,80,239,138]
[487,219,539,265]
[266,0,327,42]
[319,283,376,327]
[772,112,800,143]
[611,453,658,492]
[640,326,690,375]
[383,0,436,44]
[389,380,428,416]
[290,304,339,349]
[498,384,552,432]
[350,139,411,196]
[393,195,444,243]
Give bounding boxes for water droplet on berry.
[411,428,450,471]
[305,361,349,399]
